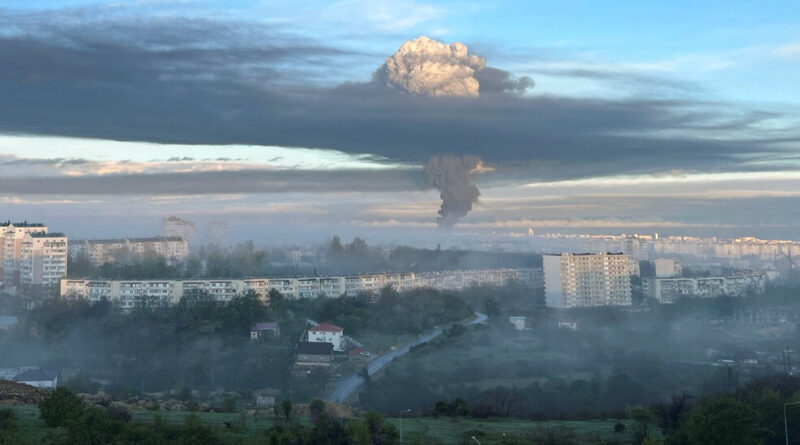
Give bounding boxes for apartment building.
[19,232,68,299]
[69,236,189,266]
[643,271,766,303]
[414,268,541,292]
[60,267,543,308]
[655,258,682,278]
[543,253,633,308]
[163,216,195,244]
[1,222,49,292]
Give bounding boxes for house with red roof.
[307,322,345,352]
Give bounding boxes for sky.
[1,0,799,245]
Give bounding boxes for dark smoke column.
[425,155,483,229]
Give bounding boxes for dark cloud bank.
[0,9,794,183]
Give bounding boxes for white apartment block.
[60,267,543,308]
[643,272,766,304]
[543,253,633,308]
[19,232,68,299]
[69,236,189,266]
[1,222,49,292]
[655,258,682,278]
[163,216,195,245]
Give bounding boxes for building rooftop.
[296,341,333,355]
[74,236,185,244]
[308,322,343,333]
[252,322,280,331]
[13,369,58,382]
[12,222,46,228]
[29,232,66,238]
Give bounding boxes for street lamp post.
[784,401,800,445]
[399,409,411,444]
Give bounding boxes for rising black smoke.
[425,155,484,229]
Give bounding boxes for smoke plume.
[425,155,484,229]
[377,36,486,97]
[376,36,533,97]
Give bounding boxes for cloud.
[0,9,796,187]
[326,0,442,33]
[0,168,426,195]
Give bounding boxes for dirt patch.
[0,379,50,404]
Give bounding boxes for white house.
[509,316,526,330]
[307,322,345,352]
[13,369,58,388]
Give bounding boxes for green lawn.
[7,404,57,443]
[7,404,644,444]
[356,330,417,355]
[388,417,640,445]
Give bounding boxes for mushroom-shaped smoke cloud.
[376,36,532,97]
[425,155,486,229]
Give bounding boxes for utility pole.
[785,401,800,445]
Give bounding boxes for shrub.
[38,387,85,427]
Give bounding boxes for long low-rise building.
[643,271,766,303]
[68,236,189,266]
[60,267,543,308]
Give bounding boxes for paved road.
[326,312,487,403]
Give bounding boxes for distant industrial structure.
[543,253,633,308]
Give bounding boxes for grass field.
[7,404,642,444]
[387,417,640,444]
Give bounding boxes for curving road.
[326,312,487,403]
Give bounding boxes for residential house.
[13,369,58,388]
[308,322,345,352]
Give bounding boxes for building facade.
[655,258,682,278]
[61,267,544,308]
[69,236,188,266]
[543,253,633,308]
[163,216,195,245]
[1,222,49,292]
[643,271,766,303]
[307,322,345,352]
[20,232,68,299]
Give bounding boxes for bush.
[0,409,18,432]
[38,387,85,427]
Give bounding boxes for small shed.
[250,322,280,340]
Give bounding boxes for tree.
[681,395,764,445]
[52,407,124,445]
[281,399,293,421]
[628,405,657,443]
[39,387,85,427]
[348,411,399,445]
[311,413,350,445]
[309,399,326,421]
[483,296,500,319]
